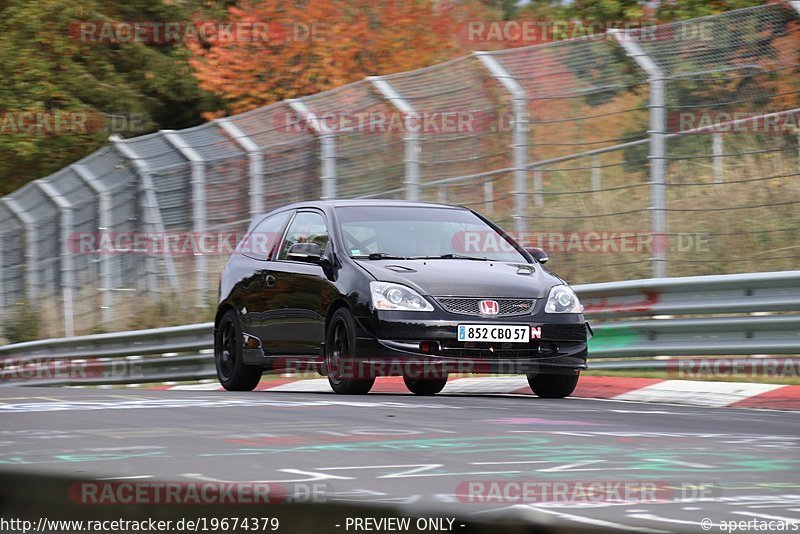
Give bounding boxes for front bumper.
[352,314,589,377]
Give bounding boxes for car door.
[236,211,292,350]
[271,210,332,355]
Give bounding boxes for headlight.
[370,282,433,311]
[545,285,583,314]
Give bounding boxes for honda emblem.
[480,300,499,315]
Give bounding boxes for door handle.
[265,274,277,287]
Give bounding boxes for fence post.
[712,133,724,184]
[591,154,602,197]
[288,99,337,199]
[611,30,667,278]
[368,76,421,201]
[533,167,544,207]
[73,164,113,325]
[474,52,528,235]
[483,181,494,216]
[2,198,37,303]
[162,131,208,308]
[438,186,448,204]
[36,181,75,337]
[216,119,264,218]
[111,135,180,296]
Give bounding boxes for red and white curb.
[157,376,800,411]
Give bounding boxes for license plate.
[457,324,530,343]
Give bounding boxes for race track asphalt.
[1,386,799,533]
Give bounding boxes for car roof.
[273,199,467,211]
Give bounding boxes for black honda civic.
[214,200,590,397]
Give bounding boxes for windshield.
[335,205,528,263]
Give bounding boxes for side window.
[238,212,291,260]
[278,211,329,260]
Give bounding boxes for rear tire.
[325,308,375,395]
[215,310,262,391]
[527,373,579,399]
[403,375,448,396]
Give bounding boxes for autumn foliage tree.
[188,0,468,116]
[0,0,223,195]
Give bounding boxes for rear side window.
[238,212,291,260]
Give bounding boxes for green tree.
[655,0,765,22]
[0,0,221,195]
[482,0,520,20]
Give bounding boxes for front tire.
[215,310,262,391]
[527,373,579,399]
[325,308,375,395]
[403,375,448,396]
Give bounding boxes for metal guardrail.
[576,270,800,360]
[1,271,799,386]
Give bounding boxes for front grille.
[542,324,588,342]
[435,297,535,317]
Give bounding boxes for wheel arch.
[214,301,238,331]
[324,299,352,331]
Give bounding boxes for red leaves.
[188,0,462,117]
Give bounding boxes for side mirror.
[526,247,548,264]
[287,242,323,263]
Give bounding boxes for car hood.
[352,259,562,298]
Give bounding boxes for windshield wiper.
[409,253,491,261]
[351,252,410,260]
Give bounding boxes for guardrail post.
[36,181,76,337]
[111,135,180,296]
[216,119,264,218]
[73,164,114,325]
[2,198,37,304]
[288,99,337,199]
[162,131,208,308]
[368,76,421,201]
[474,52,528,235]
[611,30,667,278]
